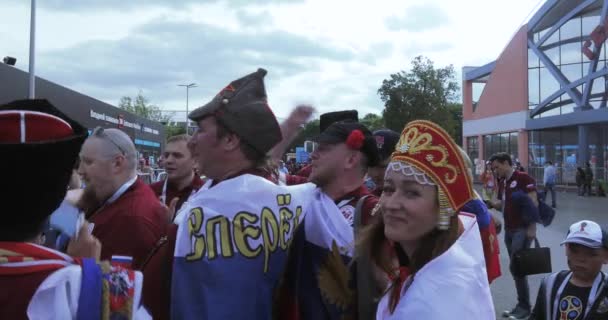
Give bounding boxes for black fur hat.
[0,99,87,240]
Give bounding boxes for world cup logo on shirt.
[559,295,582,320]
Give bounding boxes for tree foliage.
[165,125,187,138]
[360,113,385,132]
[118,92,173,123]
[285,113,386,152]
[378,56,462,143]
[119,92,184,139]
[287,119,320,152]
[447,103,463,145]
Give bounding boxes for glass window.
[501,133,509,151]
[544,29,560,46]
[561,127,578,169]
[543,104,562,117]
[483,132,518,161]
[582,62,591,75]
[490,135,502,154]
[472,82,486,107]
[510,132,519,161]
[529,68,540,106]
[544,129,562,165]
[582,14,601,37]
[483,135,492,160]
[544,47,560,66]
[528,49,540,68]
[467,136,478,148]
[591,77,605,95]
[560,17,582,41]
[528,131,541,167]
[466,136,479,175]
[560,63,582,82]
[590,100,603,109]
[561,42,583,65]
[560,93,576,115]
[540,67,561,102]
[537,29,548,41]
[562,103,576,114]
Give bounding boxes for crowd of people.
[1,68,607,320]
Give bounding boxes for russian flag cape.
[171,174,354,320]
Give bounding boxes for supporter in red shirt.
[150,134,203,215]
[78,127,168,270]
[0,99,147,319]
[488,152,539,320]
[276,110,380,225]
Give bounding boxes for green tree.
[360,113,385,131]
[119,92,181,139]
[378,56,461,142]
[288,119,320,151]
[164,124,187,138]
[285,113,386,152]
[118,92,173,123]
[447,102,463,146]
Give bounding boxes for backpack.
[537,192,555,227]
[512,190,555,227]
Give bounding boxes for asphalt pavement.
[489,188,608,319]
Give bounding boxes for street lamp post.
[28,0,36,98]
[178,83,197,133]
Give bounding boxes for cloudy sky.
[2,0,543,121]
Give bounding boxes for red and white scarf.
[0,242,76,275]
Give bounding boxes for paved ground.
[489,188,608,319]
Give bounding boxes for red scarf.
[0,242,76,275]
[388,266,412,312]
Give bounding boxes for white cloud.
[1,0,544,120]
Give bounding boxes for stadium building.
[0,62,164,164]
[463,0,608,184]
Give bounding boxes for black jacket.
[530,270,608,320]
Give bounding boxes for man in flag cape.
[270,109,383,320]
[143,68,356,320]
[0,99,149,319]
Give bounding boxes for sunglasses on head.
[92,127,126,156]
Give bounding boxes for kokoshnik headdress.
[387,120,474,230]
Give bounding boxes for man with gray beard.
[77,127,167,269]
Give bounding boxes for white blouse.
[376,213,495,319]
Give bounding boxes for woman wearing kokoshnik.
[358,119,495,319]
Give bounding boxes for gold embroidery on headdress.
[395,126,459,184]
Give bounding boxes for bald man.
[77,127,167,269]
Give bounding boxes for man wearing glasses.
[0,99,150,319]
[77,126,167,270]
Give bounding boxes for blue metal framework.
[463,61,496,81]
[528,0,608,117]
